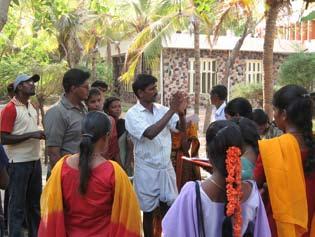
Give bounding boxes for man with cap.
[0,74,45,237]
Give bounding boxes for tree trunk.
[36,94,46,127]
[222,16,251,87]
[91,37,99,82]
[113,43,121,96]
[36,94,48,165]
[0,0,11,32]
[91,51,97,81]
[67,32,83,68]
[106,42,112,66]
[194,16,201,119]
[203,100,213,133]
[263,3,281,118]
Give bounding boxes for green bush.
[231,82,263,107]
[96,62,113,85]
[278,53,315,90]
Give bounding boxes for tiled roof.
[161,33,306,54]
[107,33,311,57]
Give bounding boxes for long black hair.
[273,84,315,173]
[79,111,111,194]
[231,117,260,156]
[206,120,244,237]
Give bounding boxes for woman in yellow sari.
[254,85,315,237]
[39,111,141,237]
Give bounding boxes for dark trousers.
[8,160,42,237]
[4,167,9,232]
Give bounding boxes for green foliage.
[96,62,113,84]
[0,0,265,100]
[231,82,263,107]
[301,11,315,21]
[36,62,68,97]
[194,0,216,14]
[121,0,190,81]
[278,53,315,90]
[89,0,110,13]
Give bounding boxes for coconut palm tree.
[120,0,187,81]
[263,0,290,118]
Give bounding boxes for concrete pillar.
[302,21,308,41]
[295,23,301,40]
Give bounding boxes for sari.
[162,180,271,237]
[38,156,141,237]
[171,122,201,191]
[255,134,315,237]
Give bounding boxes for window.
[188,58,217,94]
[245,60,263,84]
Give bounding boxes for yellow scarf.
[259,134,308,237]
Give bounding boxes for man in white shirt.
[125,74,187,237]
[210,85,227,122]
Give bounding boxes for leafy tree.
[121,0,186,81]
[278,52,315,90]
[231,82,264,107]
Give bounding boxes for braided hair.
[273,85,315,173]
[206,121,245,237]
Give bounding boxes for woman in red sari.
[39,111,141,237]
[254,85,315,237]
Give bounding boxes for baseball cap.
[13,74,40,91]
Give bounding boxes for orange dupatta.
[259,134,308,237]
[38,157,141,237]
[171,122,200,190]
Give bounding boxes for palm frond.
[122,11,184,82]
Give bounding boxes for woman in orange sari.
[254,85,315,237]
[171,113,200,191]
[39,111,141,237]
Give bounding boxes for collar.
[61,94,87,112]
[135,101,158,112]
[11,96,29,106]
[215,101,226,115]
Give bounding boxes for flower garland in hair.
[225,146,242,237]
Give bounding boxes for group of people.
[0,69,314,237]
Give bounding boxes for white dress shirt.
[125,102,179,212]
[211,102,226,122]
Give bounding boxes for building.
[107,33,306,107]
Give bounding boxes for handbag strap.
[195,181,206,237]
